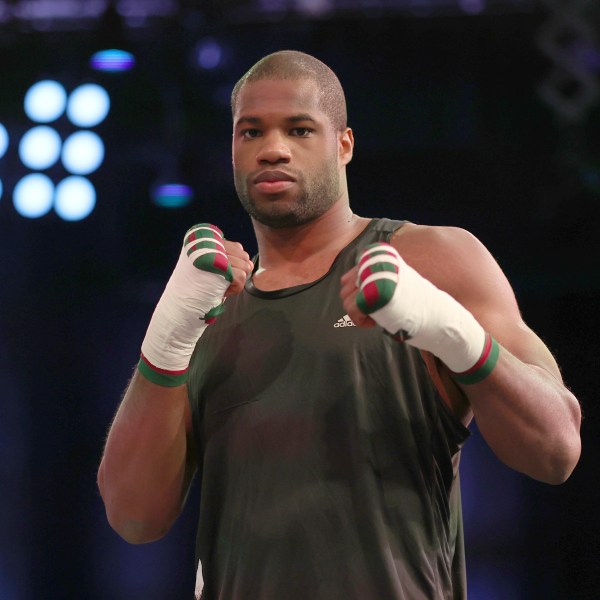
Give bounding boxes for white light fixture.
[13,173,55,218]
[54,176,96,221]
[0,123,8,159]
[24,80,67,123]
[62,131,105,175]
[67,84,110,128]
[19,126,62,170]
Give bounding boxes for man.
[98,51,581,599]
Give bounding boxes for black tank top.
[188,218,469,600]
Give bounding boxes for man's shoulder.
[391,223,483,265]
[387,221,500,299]
[391,222,476,246]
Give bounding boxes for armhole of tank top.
[420,350,472,430]
[385,220,408,241]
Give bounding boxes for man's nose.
[255,133,291,164]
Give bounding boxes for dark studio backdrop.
[0,1,599,598]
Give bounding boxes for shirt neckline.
[245,218,378,299]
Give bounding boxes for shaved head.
[231,50,347,132]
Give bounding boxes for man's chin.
[240,189,338,229]
[251,211,310,229]
[241,197,307,228]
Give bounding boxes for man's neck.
[252,201,368,271]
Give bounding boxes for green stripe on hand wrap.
[137,355,189,387]
[450,333,500,385]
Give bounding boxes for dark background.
[1,1,599,598]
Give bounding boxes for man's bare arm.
[98,376,194,543]
[341,224,581,484]
[98,228,253,543]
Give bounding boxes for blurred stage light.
[54,176,96,221]
[152,183,193,208]
[0,179,3,200]
[0,123,8,158]
[459,0,485,14]
[19,126,62,170]
[13,173,54,218]
[297,0,332,16]
[4,77,109,221]
[66,84,110,127]
[61,131,105,175]
[195,39,223,70]
[24,80,67,123]
[90,49,136,72]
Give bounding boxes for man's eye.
[242,129,261,139]
[291,127,314,137]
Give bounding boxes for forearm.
[461,346,581,484]
[98,371,192,543]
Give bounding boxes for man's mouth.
[253,170,296,194]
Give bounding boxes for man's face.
[232,78,344,228]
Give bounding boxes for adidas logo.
[334,314,356,328]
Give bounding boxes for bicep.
[441,231,563,382]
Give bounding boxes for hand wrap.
[356,243,498,382]
[138,224,232,387]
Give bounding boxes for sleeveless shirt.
[188,218,470,600]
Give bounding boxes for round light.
[19,126,62,170]
[0,178,3,201]
[0,123,8,159]
[196,39,222,70]
[90,49,136,72]
[61,131,105,175]
[13,173,54,218]
[24,80,67,123]
[54,176,96,221]
[67,84,110,128]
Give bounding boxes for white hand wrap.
[139,224,232,386]
[356,243,486,373]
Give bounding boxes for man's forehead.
[234,78,322,116]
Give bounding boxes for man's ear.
[339,127,354,166]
